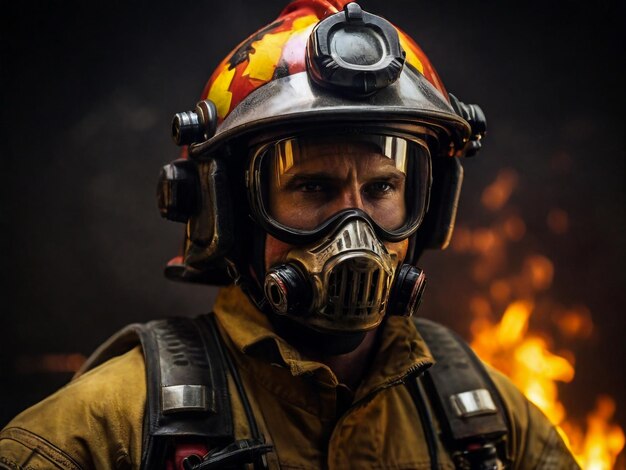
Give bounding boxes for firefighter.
[0,1,579,468]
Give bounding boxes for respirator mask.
[247,132,431,334]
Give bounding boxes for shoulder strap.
[411,317,511,469]
[76,316,234,467]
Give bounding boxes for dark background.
[1,0,624,453]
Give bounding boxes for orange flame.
[563,397,626,470]
[456,168,625,469]
[471,301,623,469]
[16,353,87,374]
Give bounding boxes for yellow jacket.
[1,285,579,469]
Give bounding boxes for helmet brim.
[189,68,471,160]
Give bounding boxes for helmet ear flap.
[160,158,234,284]
[407,157,463,265]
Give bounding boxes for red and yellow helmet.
[204,0,448,124]
[158,0,486,284]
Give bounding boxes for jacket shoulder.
[0,346,146,470]
[486,364,580,469]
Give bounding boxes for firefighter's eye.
[298,181,326,192]
[283,174,336,195]
[363,181,395,198]
[371,181,393,192]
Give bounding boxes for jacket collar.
[213,285,434,398]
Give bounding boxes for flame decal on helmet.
[208,67,237,121]
[244,16,317,82]
[205,13,318,120]
[228,20,286,70]
[398,32,424,75]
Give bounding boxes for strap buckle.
[182,439,273,470]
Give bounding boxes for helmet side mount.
[172,99,218,146]
[157,159,201,223]
[449,93,487,157]
[157,156,235,284]
[161,98,235,283]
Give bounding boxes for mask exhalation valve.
[264,264,313,316]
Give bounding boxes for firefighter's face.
[264,141,410,268]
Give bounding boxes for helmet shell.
[189,0,470,163]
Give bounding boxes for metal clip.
[161,385,208,414]
[450,388,497,417]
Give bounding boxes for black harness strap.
[141,317,234,468]
[406,371,440,470]
[76,314,271,469]
[412,318,511,469]
[196,315,271,470]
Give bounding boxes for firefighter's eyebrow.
[281,172,338,189]
[363,170,405,183]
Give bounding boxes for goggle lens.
[253,134,431,240]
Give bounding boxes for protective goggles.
[248,133,432,244]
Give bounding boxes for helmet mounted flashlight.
[306,2,406,96]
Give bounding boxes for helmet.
[157,0,486,337]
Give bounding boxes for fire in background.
[447,167,624,469]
